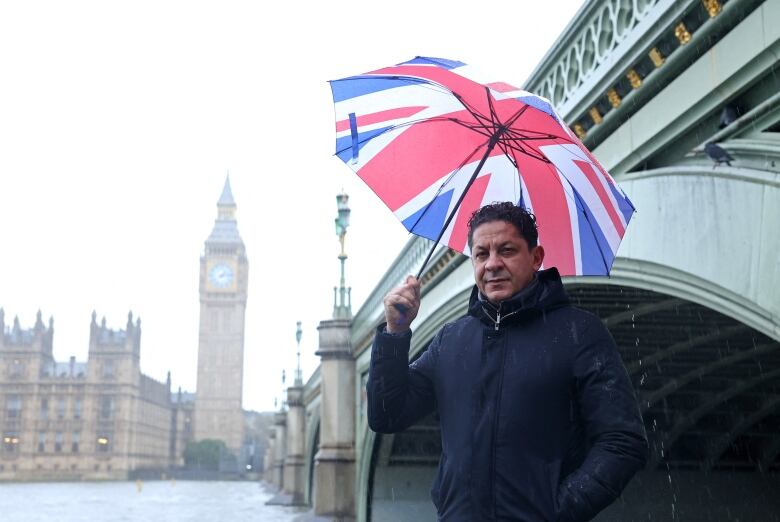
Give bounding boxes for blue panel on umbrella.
[402,189,454,239]
[398,56,466,69]
[576,204,614,276]
[330,77,417,103]
[335,126,393,163]
[517,96,557,121]
[607,182,635,224]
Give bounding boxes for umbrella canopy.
[329,57,635,276]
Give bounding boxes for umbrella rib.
[486,87,501,129]
[450,91,498,133]
[496,140,518,170]
[448,119,495,139]
[499,140,550,163]
[503,104,529,129]
[403,141,488,234]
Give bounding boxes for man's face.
[471,220,545,305]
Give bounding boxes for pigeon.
[704,142,733,167]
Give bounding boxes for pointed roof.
[206,175,243,247]
[218,175,235,206]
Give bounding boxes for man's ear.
[532,245,545,271]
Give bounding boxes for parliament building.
[0,178,247,480]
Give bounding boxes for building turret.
[34,310,44,331]
[1,311,54,354]
[88,311,143,383]
[0,310,56,377]
[32,310,54,358]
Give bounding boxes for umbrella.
[329,56,635,278]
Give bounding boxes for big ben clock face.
[209,263,234,289]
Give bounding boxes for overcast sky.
[0,0,584,411]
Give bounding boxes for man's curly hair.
[466,202,538,250]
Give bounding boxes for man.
[367,202,647,521]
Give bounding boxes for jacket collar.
[467,267,569,330]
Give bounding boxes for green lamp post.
[294,321,303,385]
[334,191,352,319]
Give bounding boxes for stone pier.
[282,384,306,505]
[263,430,276,485]
[272,410,287,491]
[313,317,355,520]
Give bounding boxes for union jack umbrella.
[329,57,635,277]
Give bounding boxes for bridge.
[264,0,780,520]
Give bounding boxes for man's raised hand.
[383,275,421,334]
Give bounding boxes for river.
[0,480,306,521]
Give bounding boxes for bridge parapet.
[525,0,664,116]
[526,0,767,153]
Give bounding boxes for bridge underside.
[367,282,780,520]
[567,283,780,472]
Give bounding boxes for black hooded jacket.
[367,268,648,521]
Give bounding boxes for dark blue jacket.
[367,268,647,521]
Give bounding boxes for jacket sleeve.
[557,318,649,522]
[366,324,438,434]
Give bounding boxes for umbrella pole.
[414,135,500,280]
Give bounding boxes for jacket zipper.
[490,330,510,518]
[482,304,522,331]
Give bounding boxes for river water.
[0,480,305,521]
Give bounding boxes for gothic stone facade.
[0,310,189,481]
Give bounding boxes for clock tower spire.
[194,175,248,456]
[217,175,236,220]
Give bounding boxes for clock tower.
[194,176,248,455]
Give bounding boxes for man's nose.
[484,251,502,271]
